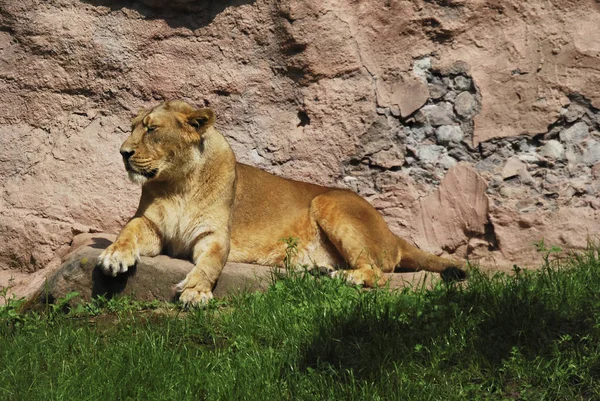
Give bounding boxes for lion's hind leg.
[309,190,400,287]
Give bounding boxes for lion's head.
[119,100,215,184]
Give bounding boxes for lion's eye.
[146,126,157,132]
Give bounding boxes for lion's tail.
[396,237,466,281]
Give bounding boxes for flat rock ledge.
[28,234,439,307]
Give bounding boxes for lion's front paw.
[330,270,365,286]
[179,288,213,308]
[98,243,138,277]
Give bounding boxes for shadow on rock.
[92,264,137,299]
[81,0,256,29]
[89,237,113,250]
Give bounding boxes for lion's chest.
[148,201,210,259]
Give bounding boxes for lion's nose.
[120,149,135,161]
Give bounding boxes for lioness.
[98,100,464,306]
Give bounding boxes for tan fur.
[99,100,464,306]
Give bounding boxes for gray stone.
[448,147,475,162]
[428,77,448,100]
[518,139,531,153]
[410,124,434,141]
[488,175,503,189]
[559,121,589,144]
[416,144,445,163]
[412,57,431,81]
[404,137,418,148]
[376,107,390,116]
[497,144,515,158]
[561,104,586,123]
[475,154,504,172]
[518,153,541,163]
[453,75,472,91]
[565,144,581,164]
[544,126,562,140]
[438,154,458,170]
[479,142,498,157]
[407,166,438,183]
[454,91,478,118]
[490,175,503,187]
[538,140,564,159]
[443,90,457,102]
[583,140,600,166]
[435,125,464,145]
[416,102,455,126]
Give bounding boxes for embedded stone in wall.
[561,104,586,123]
[583,140,600,166]
[539,140,565,159]
[435,125,464,145]
[454,92,477,119]
[560,121,589,144]
[453,76,472,92]
[415,102,455,126]
[416,145,445,164]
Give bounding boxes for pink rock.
[412,163,489,254]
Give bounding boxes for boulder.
[26,234,442,307]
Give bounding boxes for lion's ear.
[188,108,215,130]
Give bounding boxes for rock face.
[1,0,600,299]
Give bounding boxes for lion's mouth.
[125,163,158,179]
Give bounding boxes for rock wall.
[1,0,600,292]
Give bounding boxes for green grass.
[2,246,600,400]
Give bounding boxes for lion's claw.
[179,288,213,308]
[98,245,138,277]
[330,270,365,286]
